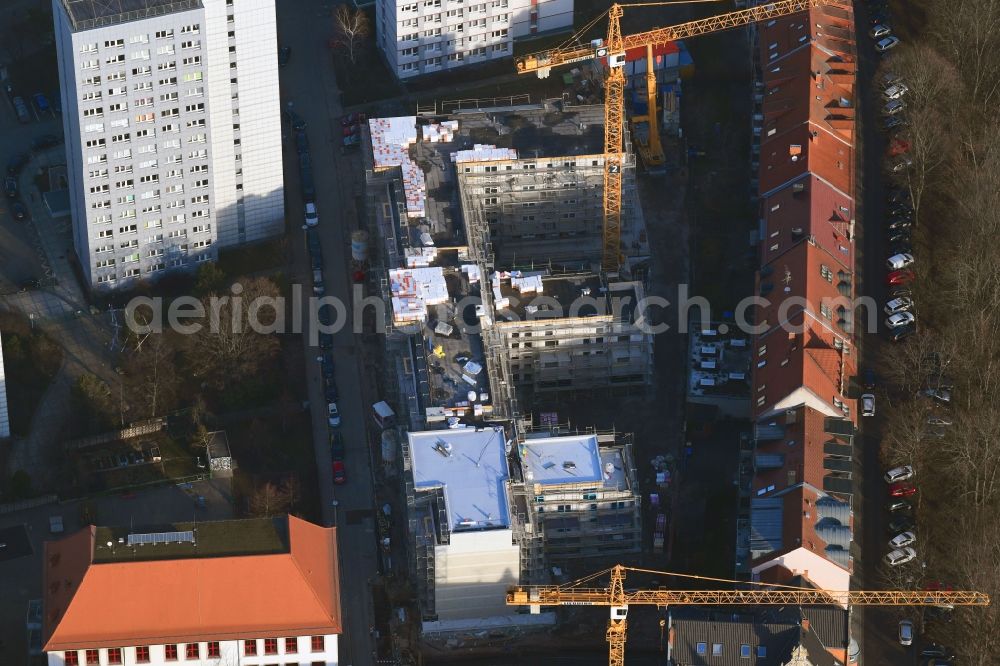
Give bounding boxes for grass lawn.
[216,237,289,279]
[0,313,63,436]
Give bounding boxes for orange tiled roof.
[759,175,854,270]
[43,516,341,651]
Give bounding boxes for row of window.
[78,25,200,53]
[399,10,507,27]
[95,254,212,282]
[398,31,507,58]
[399,44,505,71]
[399,21,509,41]
[398,0,506,11]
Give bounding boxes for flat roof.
[493,272,607,322]
[92,517,287,563]
[408,427,511,531]
[60,0,202,31]
[521,434,604,485]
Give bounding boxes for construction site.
[350,2,997,665]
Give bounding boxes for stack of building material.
[511,274,544,294]
[422,120,458,143]
[461,264,481,284]
[404,247,439,268]
[368,116,426,218]
[388,266,449,325]
[452,144,519,164]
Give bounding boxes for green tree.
[193,262,227,298]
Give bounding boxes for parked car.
[889,482,918,498]
[340,112,367,127]
[927,416,953,426]
[890,286,913,299]
[889,156,913,173]
[889,324,916,343]
[861,393,875,417]
[885,465,915,483]
[342,133,361,148]
[887,228,911,244]
[319,332,333,349]
[889,531,916,549]
[876,35,901,52]
[887,253,914,270]
[870,23,892,38]
[283,108,306,130]
[869,8,890,25]
[879,71,903,89]
[887,499,912,513]
[888,515,915,534]
[887,137,910,156]
[921,645,955,659]
[885,297,913,315]
[887,187,911,205]
[328,402,341,427]
[13,96,30,123]
[898,620,914,646]
[324,379,339,403]
[6,153,29,175]
[863,369,877,391]
[885,201,913,217]
[884,82,909,100]
[922,387,952,404]
[330,432,345,461]
[886,311,916,329]
[889,242,914,258]
[883,99,906,116]
[4,176,16,198]
[295,130,309,154]
[342,123,361,137]
[278,45,291,66]
[10,201,28,221]
[887,217,913,231]
[885,546,917,566]
[304,201,318,227]
[312,268,325,296]
[883,115,908,131]
[31,134,61,151]
[332,460,346,484]
[887,269,915,286]
[321,356,335,380]
[32,93,50,113]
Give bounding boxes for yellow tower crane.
[516,0,839,272]
[507,565,990,666]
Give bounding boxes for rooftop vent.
[433,439,453,457]
[562,461,577,471]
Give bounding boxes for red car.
[887,269,915,286]
[887,138,910,157]
[340,112,366,127]
[332,460,346,485]
[889,481,918,497]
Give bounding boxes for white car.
[876,35,900,52]
[884,297,913,315]
[889,531,916,549]
[305,202,319,227]
[886,253,914,271]
[883,82,909,100]
[885,465,914,483]
[870,23,892,39]
[886,546,917,566]
[861,393,875,417]
[886,311,916,329]
[327,402,341,427]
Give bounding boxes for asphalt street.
[276,1,379,664]
[853,4,921,664]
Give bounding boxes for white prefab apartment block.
[376,0,574,79]
[53,0,284,289]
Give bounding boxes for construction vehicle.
[516,0,837,272]
[507,564,990,666]
[630,44,666,173]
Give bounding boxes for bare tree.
[332,6,370,64]
[127,334,179,418]
[186,277,281,389]
[930,0,1000,113]
[249,481,292,517]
